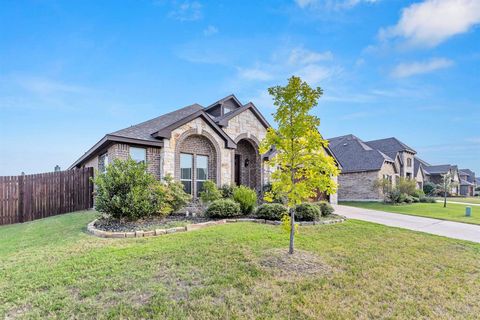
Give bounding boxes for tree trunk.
[289,207,295,254]
[444,179,447,208]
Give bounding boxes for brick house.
[423,164,461,196]
[458,169,476,196]
[70,94,339,203]
[364,137,421,186]
[328,134,397,201]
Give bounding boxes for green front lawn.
[436,197,480,205]
[341,201,479,225]
[1,211,480,319]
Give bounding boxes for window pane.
[196,155,208,181]
[130,147,146,163]
[196,181,205,197]
[180,154,192,179]
[181,168,192,180]
[182,181,192,194]
[197,168,208,181]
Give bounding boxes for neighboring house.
[70,94,339,203]
[328,134,397,201]
[423,164,460,196]
[459,169,476,196]
[364,137,421,187]
[414,157,431,190]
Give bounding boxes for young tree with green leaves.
[440,172,458,208]
[260,76,339,254]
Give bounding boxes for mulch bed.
[94,215,212,232]
[93,213,346,233]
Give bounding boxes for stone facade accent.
[174,131,219,185]
[235,139,261,192]
[161,117,231,186]
[338,162,396,201]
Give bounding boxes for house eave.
[69,135,164,169]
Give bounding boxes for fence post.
[18,173,25,223]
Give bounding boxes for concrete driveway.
[334,204,480,243]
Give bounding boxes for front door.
[234,154,241,186]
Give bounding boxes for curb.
[86,216,347,239]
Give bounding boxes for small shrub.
[404,195,414,204]
[419,197,436,203]
[233,186,257,214]
[423,182,438,196]
[220,184,235,199]
[295,203,321,221]
[412,189,425,198]
[93,159,185,221]
[255,203,288,220]
[199,180,222,204]
[316,201,334,216]
[412,196,420,203]
[205,199,241,218]
[397,178,417,196]
[163,174,191,212]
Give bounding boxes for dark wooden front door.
[234,154,241,186]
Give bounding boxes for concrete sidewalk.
[334,205,480,243]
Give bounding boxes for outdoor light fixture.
[244,158,250,167]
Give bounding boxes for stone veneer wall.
[161,117,232,186]
[222,109,268,186]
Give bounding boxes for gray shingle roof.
[424,164,452,175]
[110,104,203,142]
[365,137,416,160]
[328,134,394,173]
[459,169,476,183]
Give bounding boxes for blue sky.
[0,0,479,176]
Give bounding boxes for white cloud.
[391,58,454,78]
[296,64,336,85]
[203,25,218,36]
[295,0,380,10]
[288,48,333,65]
[234,47,340,86]
[380,0,480,48]
[238,68,274,81]
[169,1,202,21]
[466,137,480,144]
[15,76,89,95]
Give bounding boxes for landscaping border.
[86,216,347,239]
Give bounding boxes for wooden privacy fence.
[0,167,94,226]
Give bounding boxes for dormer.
[205,94,244,118]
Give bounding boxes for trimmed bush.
[419,197,436,203]
[199,180,222,204]
[93,159,191,221]
[404,195,414,204]
[220,184,235,199]
[205,199,241,218]
[255,203,288,220]
[316,201,334,216]
[162,174,191,212]
[233,186,257,214]
[295,203,321,221]
[412,189,425,198]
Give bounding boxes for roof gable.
[329,134,395,173]
[365,137,416,159]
